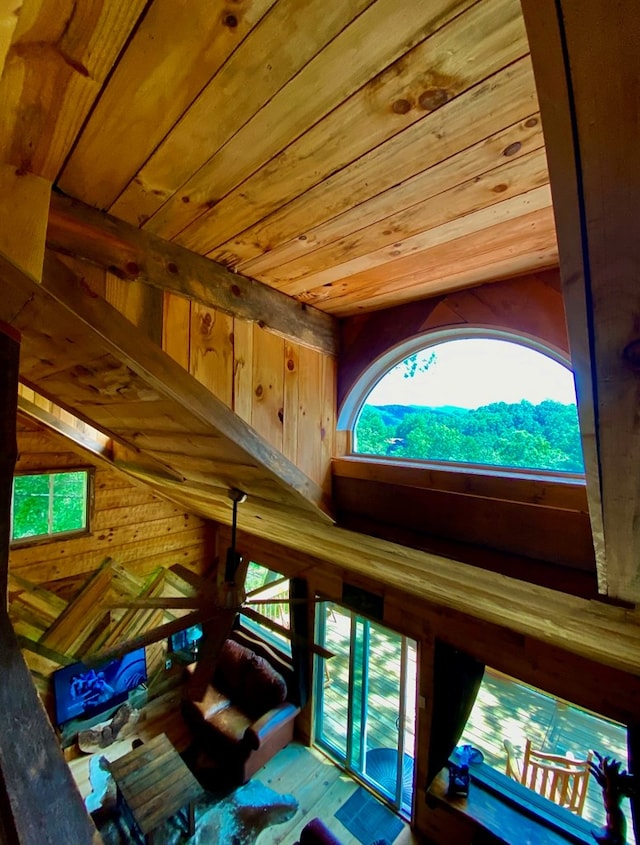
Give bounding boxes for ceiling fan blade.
[107,597,207,610]
[83,608,211,665]
[244,596,327,607]
[185,607,237,702]
[245,575,289,598]
[239,606,333,659]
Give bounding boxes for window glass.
[240,561,291,656]
[354,338,584,474]
[459,668,633,840]
[11,470,89,543]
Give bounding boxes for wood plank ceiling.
[0,0,555,315]
[2,1,640,667]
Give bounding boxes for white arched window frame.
[338,326,584,478]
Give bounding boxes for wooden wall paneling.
[0,0,147,180]
[227,57,539,271]
[233,317,255,425]
[296,345,322,483]
[333,475,594,570]
[56,254,107,298]
[10,526,214,587]
[12,514,201,569]
[176,0,527,256]
[521,0,640,602]
[251,324,285,453]
[282,342,300,467]
[0,1,21,80]
[105,270,163,346]
[189,302,234,408]
[320,354,336,495]
[58,0,276,209]
[10,420,216,587]
[162,292,191,369]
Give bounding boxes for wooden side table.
[109,733,202,844]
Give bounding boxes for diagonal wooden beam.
[47,191,338,356]
[521,0,640,602]
[0,247,333,527]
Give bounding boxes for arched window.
[344,333,584,475]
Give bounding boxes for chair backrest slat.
[505,738,592,816]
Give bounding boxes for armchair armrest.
[244,702,300,750]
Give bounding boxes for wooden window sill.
[426,766,595,845]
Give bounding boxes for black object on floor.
[335,786,403,845]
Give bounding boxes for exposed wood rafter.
[47,192,338,356]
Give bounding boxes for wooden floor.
[66,688,425,845]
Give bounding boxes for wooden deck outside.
[460,668,633,840]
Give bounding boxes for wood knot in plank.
[503,141,522,157]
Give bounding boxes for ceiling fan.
[94,488,328,698]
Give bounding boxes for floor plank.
[66,689,425,844]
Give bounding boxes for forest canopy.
[354,399,584,473]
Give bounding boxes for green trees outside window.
[354,338,584,474]
[11,470,89,542]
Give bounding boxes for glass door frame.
[313,600,416,816]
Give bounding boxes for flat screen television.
[53,647,147,727]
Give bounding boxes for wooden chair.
[504,739,592,816]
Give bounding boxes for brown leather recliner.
[181,636,300,783]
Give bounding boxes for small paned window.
[11,470,90,544]
[352,337,584,474]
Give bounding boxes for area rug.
[335,786,402,845]
[88,754,298,844]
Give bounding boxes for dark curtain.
[627,723,639,843]
[290,577,310,708]
[426,639,485,788]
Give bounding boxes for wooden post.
[521,0,640,602]
[0,323,18,605]
[0,167,102,843]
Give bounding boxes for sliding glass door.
[314,602,417,816]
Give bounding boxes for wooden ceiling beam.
[522,0,640,602]
[46,192,338,356]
